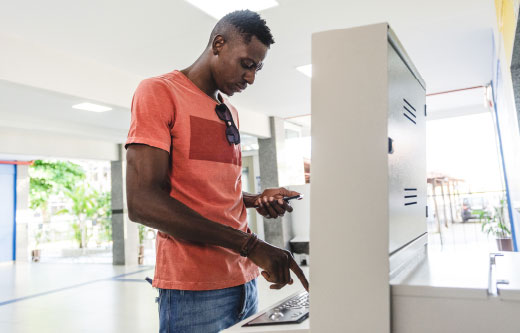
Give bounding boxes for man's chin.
[222,89,235,97]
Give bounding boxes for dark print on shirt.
[189,115,240,165]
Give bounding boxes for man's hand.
[248,239,309,291]
[254,188,300,219]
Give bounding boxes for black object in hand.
[252,194,303,208]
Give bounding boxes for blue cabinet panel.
[0,164,15,262]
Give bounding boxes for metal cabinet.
[387,34,427,255]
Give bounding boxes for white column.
[111,145,138,265]
[15,164,30,262]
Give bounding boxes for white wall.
[237,107,271,138]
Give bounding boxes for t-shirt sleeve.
[125,78,175,153]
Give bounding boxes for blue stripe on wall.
[492,60,518,251]
[13,165,17,261]
[0,164,15,262]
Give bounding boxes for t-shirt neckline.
[175,70,224,105]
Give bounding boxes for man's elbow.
[127,193,145,223]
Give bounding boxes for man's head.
[207,10,274,96]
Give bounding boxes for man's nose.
[244,70,256,85]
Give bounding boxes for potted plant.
[481,199,513,251]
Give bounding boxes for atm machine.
[224,23,520,333]
[310,22,427,333]
[311,22,520,333]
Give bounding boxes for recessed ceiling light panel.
[72,103,112,113]
[185,0,278,19]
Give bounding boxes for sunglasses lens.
[226,126,240,144]
[215,104,232,121]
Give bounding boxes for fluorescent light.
[185,0,278,20]
[72,103,112,113]
[296,64,312,78]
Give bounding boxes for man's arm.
[243,192,259,208]
[126,144,309,291]
[127,144,249,252]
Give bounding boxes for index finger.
[289,256,309,292]
[283,189,301,198]
[275,188,300,198]
[281,200,294,213]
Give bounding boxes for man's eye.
[242,62,255,69]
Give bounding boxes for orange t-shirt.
[126,70,259,290]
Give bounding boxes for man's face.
[211,34,269,96]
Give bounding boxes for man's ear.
[212,35,226,55]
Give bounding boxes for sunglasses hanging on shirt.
[215,103,241,145]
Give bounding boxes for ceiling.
[0,81,130,142]
[0,0,497,142]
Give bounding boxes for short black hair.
[208,10,275,47]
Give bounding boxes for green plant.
[138,224,146,245]
[57,184,111,248]
[477,210,492,223]
[94,191,112,243]
[71,221,82,247]
[481,199,511,239]
[34,229,43,247]
[29,160,85,223]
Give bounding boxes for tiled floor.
[0,262,308,333]
[428,220,499,254]
[0,263,158,333]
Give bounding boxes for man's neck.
[181,54,219,102]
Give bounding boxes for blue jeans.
[157,278,258,333]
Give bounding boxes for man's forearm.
[128,188,249,253]
[243,192,259,208]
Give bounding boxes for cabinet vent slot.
[404,188,417,206]
[403,99,417,124]
[403,112,416,124]
[403,98,416,111]
[404,105,416,118]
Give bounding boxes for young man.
[125,10,309,333]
